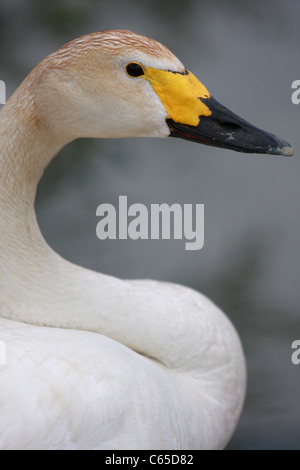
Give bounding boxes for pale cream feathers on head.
[51,30,179,63]
[15,30,185,141]
[24,30,184,94]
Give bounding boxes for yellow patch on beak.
[143,68,212,126]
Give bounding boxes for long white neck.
[0,79,246,449]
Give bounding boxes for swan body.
[0,285,244,450]
[0,30,293,450]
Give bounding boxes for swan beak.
[167,95,294,157]
[144,68,293,156]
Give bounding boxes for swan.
[0,30,293,450]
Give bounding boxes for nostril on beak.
[212,119,243,132]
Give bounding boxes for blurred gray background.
[1,0,299,450]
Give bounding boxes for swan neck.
[0,92,65,207]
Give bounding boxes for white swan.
[0,30,293,450]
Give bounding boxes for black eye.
[126,63,144,77]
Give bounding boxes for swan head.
[27,30,293,156]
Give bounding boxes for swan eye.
[126,63,145,77]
